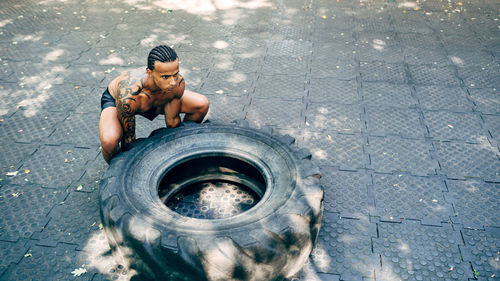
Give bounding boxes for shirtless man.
[99,45,209,164]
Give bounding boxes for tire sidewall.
[114,123,300,233]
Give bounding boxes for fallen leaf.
[12,192,21,197]
[74,86,80,89]
[77,185,83,191]
[6,171,18,177]
[25,169,30,174]
[99,223,104,230]
[71,267,87,277]
[24,253,32,257]
[215,90,224,94]
[66,150,72,154]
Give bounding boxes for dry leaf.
[24,253,32,257]
[77,185,83,191]
[25,169,30,174]
[6,171,18,177]
[71,267,87,277]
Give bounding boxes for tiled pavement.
[0,0,499,280]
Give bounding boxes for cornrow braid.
[147,45,178,70]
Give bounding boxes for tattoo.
[116,72,143,149]
[139,90,151,99]
[178,77,184,87]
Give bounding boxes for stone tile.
[408,65,461,86]
[461,228,500,279]
[245,98,304,129]
[0,184,66,241]
[469,88,500,114]
[434,141,500,182]
[446,180,500,229]
[300,132,365,170]
[201,71,256,97]
[372,174,452,224]
[423,111,486,143]
[415,85,473,112]
[320,168,371,218]
[361,82,415,108]
[253,74,307,100]
[360,62,406,84]
[0,111,68,143]
[365,107,424,138]
[10,145,99,188]
[204,94,248,123]
[367,136,438,176]
[374,221,470,280]
[311,213,377,280]
[305,103,362,133]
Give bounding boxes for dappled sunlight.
[140,34,158,47]
[39,0,70,4]
[398,1,419,9]
[43,48,65,63]
[18,65,65,90]
[431,203,446,214]
[462,180,480,193]
[376,262,403,281]
[372,38,386,50]
[80,231,138,280]
[99,54,125,65]
[449,55,464,66]
[213,40,229,50]
[397,239,411,254]
[312,149,328,161]
[17,89,51,118]
[151,0,272,14]
[12,33,44,43]
[227,71,248,84]
[310,245,332,272]
[213,53,233,70]
[219,8,245,25]
[0,19,13,28]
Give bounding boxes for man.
[99,45,209,164]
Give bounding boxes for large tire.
[99,120,324,281]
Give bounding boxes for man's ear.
[146,68,152,75]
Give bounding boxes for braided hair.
[147,45,178,70]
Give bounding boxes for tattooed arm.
[116,79,140,150]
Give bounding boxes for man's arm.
[164,97,181,128]
[116,80,139,150]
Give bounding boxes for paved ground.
[0,0,499,280]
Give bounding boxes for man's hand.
[164,97,181,128]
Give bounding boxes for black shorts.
[100,88,115,111]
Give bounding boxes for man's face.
[149,59,180,91]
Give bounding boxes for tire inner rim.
[158,155,267,219]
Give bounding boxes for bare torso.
[107,67,185,120]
